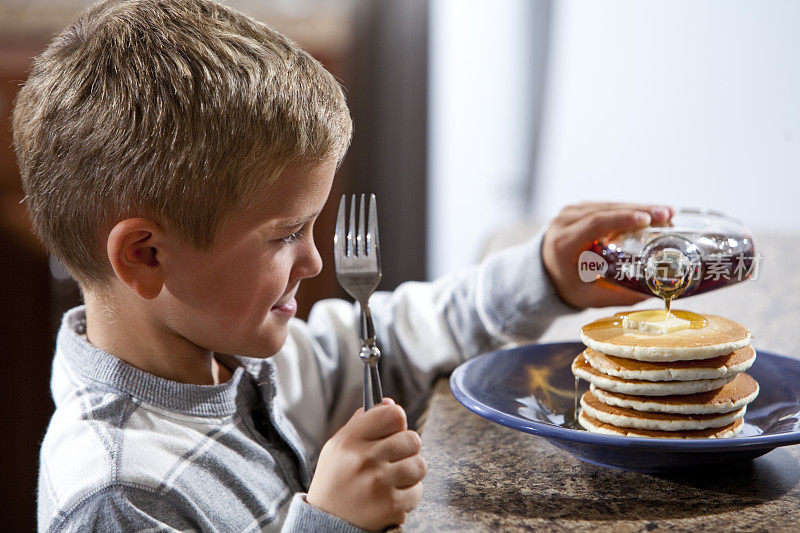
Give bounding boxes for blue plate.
[450,342,800,473]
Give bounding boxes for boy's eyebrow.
[273,210,322,229]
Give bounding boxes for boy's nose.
[295,243,323,280]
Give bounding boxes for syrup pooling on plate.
[574,377,579,424]
[560,377,583,430]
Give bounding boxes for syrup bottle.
[588,208,757,306]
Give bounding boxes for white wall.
[427,0,540,280]
[533,1,800,232]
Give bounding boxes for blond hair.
[13,0,352,286]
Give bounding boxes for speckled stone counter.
[400,233,800,532]
[404,379,800,532]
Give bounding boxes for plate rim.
[450,341,800,452]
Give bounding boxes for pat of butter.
[622,310,690,334]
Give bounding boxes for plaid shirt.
[37,232,573,532]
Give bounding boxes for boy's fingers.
[351,404,408,441]
[377,430,422,462]
[566,209,652,248]
[558,203,672,227]
[347,397,394,422]
[392,482,424,517]
[388,454,427,488]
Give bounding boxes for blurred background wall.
[429,0,800,277]
[427,0,551,278]
[533,1,800,233]
[1,0,798,529]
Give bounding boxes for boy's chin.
[235,329,289,359]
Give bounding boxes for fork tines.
[335,193,380,264]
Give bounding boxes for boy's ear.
[107,218,166,300]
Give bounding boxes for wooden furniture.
[0,40,54,533]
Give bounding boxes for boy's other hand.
[542,202,675,309]
[307,398,426,531]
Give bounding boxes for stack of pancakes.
[571,310,759,438]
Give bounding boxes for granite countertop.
[401,232,800,532]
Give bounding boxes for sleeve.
[272,229,579,462]
[365,228,580,421]
[46,484,209,533]
[282,493,370,533]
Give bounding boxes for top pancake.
[580,313,750,361]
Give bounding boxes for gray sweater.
[38,234,575,532]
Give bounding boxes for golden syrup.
[573,376,579,424]
[581,316,624,332]
[672,310,707,328]
[581,309,707,334]
[560,376,583,430]
[623,309,707,329]
[665,309,706,329]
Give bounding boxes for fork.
[334,193,384,410]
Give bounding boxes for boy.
[13,0,672,531]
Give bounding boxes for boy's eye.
[280,227,307,245]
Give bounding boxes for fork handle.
[360,345,383,410]
[358,302,383,410]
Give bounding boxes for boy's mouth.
[271,297,297,316]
